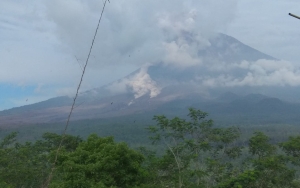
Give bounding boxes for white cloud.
[199,59,300,87]
[225,0,300,63]
[0,0,238,90]
[44,0,238,69]
[5,0,300,109]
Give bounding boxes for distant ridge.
[216,92,240,102]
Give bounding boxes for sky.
[1,0,300,110]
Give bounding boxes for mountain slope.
[1,33,300,126]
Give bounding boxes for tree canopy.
[0,108,300,187]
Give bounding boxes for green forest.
[1,108,300,188]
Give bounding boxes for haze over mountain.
[1,33,300,126]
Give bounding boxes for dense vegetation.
[1,108,300,187]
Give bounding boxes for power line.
[289,13,300,20]
[41,1,110,187]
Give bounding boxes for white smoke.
[129,67,161,98]
[163,40,203,67]
[44,0,238,69]
[106,66,161,98]
[158,9,209,67]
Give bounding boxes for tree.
[280,136,300,165]
[147,108,242,187]
[52,134,147,188]
[0,132,50,187]
[0,132,83,188]
[220,132,297,188]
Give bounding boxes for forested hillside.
[1,108,300,188]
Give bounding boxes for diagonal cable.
[42,0,109,187]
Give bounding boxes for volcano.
[1,33,300,126]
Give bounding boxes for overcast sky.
[1,0,300,110]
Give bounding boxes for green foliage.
[1,108,300,187]
[249,131,276,158]
[218,170,259,188]
[0,133,50,187]
[220,132,298,188]
[52,134,147,188]
[0,132,17,148]
[280,136,300,165]
[146,108,300,187]
[39,132,83,152]
[0,132,83,188]
[147,108,242,187]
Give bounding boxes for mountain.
[1,33,300,126]
[216,92,241,102]
[201,33,277,62]
[147,34,276,83]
